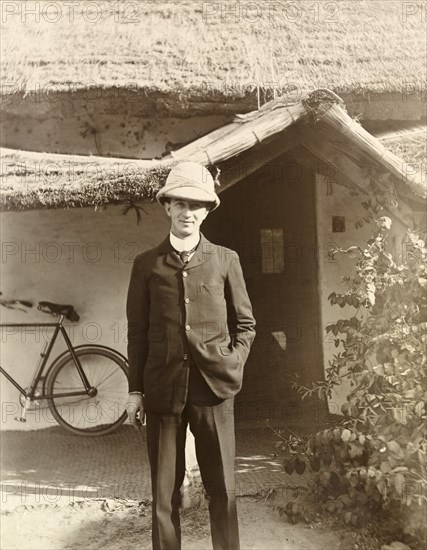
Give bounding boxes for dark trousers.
[146,398,239,550]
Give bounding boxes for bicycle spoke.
[75,356,123,388]
[46,347,128,435]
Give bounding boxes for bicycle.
[0,299,129,436]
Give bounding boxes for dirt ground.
[1,492,386,550]
[1,426,416,550]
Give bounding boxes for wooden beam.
[317,104,426,199]
[172,102,308,165]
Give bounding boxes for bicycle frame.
[0,315,93,401]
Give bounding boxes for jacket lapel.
[184,234,209,270]
[158,237,184,270]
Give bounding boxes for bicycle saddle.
[38,301,80,322]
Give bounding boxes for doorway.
[203,153,325,424]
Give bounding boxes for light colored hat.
[156,162,220,210]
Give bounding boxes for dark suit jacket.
[126,233,256,414]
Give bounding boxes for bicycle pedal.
[14,417,27,423]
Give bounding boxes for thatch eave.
[1,91,425,216]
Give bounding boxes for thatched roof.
[377,127,426,165]
[1,90,425,214]
[1,0,425,100]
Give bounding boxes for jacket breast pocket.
[199,284,224,297]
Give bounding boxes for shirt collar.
[169,231,200,252]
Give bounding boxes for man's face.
[164,198,209,238]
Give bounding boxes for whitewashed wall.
[2,113,230,159]
[0,203,169,430]
[315,173,412,413]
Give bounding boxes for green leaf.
[392,466,408,473]
[392,407,407,425]
[341,429,351,443]
[376,478,387,496]
[387,440,405,459]
[349,443,364,458]
[418,277,427,288]
[373,365,385,376]
[415,402,425,417]
[380,461,392,474]
[394,472,405,496]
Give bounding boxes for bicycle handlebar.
[0,295,33,311]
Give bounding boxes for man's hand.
[125,394,145,431]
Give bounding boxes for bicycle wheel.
[46,346,129,436]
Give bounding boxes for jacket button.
[184,298,190,304]
[185,325,191,331]
[182,272,188,278]
[183,354,188,360]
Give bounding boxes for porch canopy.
[1,90,426,220]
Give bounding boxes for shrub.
[277,218,427,541]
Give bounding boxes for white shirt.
[169,231,200,261]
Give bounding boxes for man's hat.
[156,162,220,210]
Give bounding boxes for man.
[125,161,256,550]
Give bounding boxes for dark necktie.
[179,250,191,264]
[175,244,198,264]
